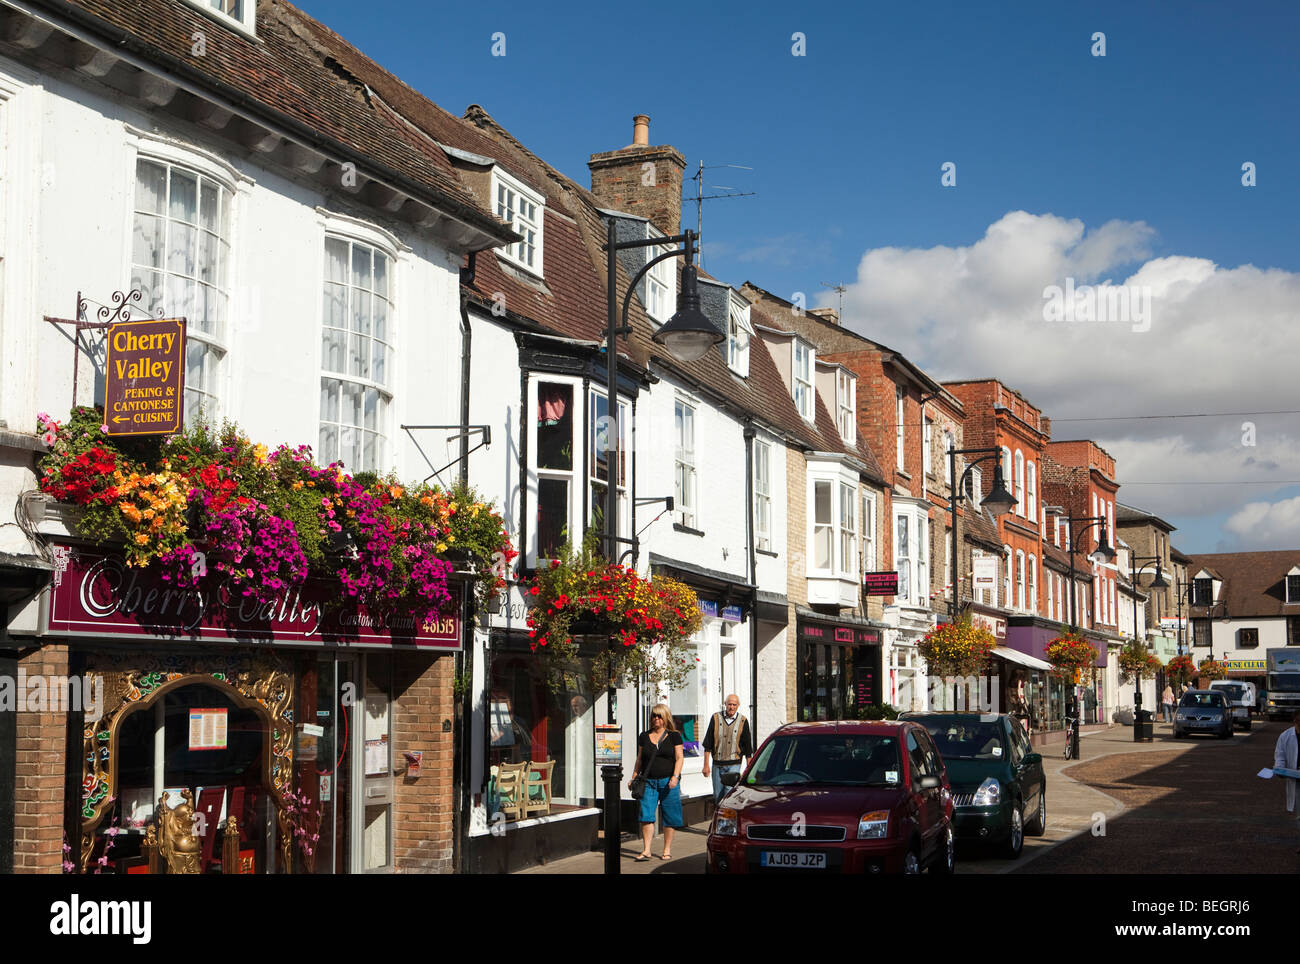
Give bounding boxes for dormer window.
[1287,570,1300,604]
[184,0,256,36]
[836,370,855,443]
[645,227,674,323]
[793,340,814,421]
[493,167,544,275]
[1192,577,1213,607]
[727,303,752,376]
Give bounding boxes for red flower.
[529,586,540,596]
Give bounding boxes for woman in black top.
[628,702,684,860]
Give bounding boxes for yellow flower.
[437,543,447,552]
[447,534,455,544]
[293,481,304,490]
[253,444,268,462]
[134,534,150,545]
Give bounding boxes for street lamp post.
[946,447,1017,626]
[1064,513,1115,760]
[598,222,723,876]
[1129,554,1167,732]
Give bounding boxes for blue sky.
[298,0,1300,554]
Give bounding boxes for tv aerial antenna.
[820,281,847,318]
[687,160,756,267]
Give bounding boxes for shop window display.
[488,651,594,817]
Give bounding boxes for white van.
[1208,680,1256,731]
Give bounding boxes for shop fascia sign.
[968,611,1007,639]
[799,621,881,645]
[698,600,743,622]
[42,545,460,649]
[1221,659,1265,672]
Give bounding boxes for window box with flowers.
[523,533,702,692]
[32,407,516,626]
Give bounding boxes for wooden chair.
[494,761,528,821]
[523,760,555,818]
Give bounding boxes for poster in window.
[364,737,389,775]
[187,708,228,750]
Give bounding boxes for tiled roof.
[1185,550,1300,618]
[55,0,508,240]
[963,506,1007,553]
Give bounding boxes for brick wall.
[588,145,686,237]
[13,643,68,873]
[391,652,456,874]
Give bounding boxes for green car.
[901,712,1046,859]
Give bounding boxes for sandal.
[659,852,672,860]
[634,852,651,862]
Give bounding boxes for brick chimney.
[808,307,839,326]
[588,114,687,236]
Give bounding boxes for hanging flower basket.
[1196,658,1226,684]
[1045,631,1098,682]
[1166,654,1196,688]
[1117,640,1163,686]
[917,618,996,678]
[524,532,702,691]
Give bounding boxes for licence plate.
[760,851,826,868]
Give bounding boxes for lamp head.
[651,263,723,362]
[981,463,1017,517]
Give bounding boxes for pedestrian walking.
[1274,710,1300,854]
[1161,685,1175,724]
[628,702,684,861]
[702,694,754,805]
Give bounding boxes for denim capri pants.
[638,776,684,827]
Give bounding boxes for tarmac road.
[1014,719,1299,874]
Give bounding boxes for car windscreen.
[747,734,902,787]
[1179,693,1225,707]
[1213,684,1245,701]
[914,719,1005,760]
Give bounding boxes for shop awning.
[991,646,1053,672]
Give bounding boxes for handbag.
[630,731,670,800]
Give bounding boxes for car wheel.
[931,826,955,875]
[1026,790,1047,837]
[1003,805,1024,859]
[903,846,922,875]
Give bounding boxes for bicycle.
[1062,716,1077,760]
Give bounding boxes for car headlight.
[714,807,738,837]
[1175,710,1187,719]
[857,810,889,839]
[1208,713,1222,721]
[973,777,1002,806]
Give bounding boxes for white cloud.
[1224,497,1300,549]
[830,212,1300,547]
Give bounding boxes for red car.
[706,720,954,874]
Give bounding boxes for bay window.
[132,157,231,424]
[589,389,630,539]
[896,514,911,603]
[320,235,393,472]
[814,481,834,571]
[839,483,856,577]
[535,381,574,561]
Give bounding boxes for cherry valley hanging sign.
[42,545,461,650]
[104,317,186,436]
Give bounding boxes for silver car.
[1173,690,1232,740]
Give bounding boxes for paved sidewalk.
[517,722,1197,874]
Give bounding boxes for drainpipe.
[744,420,758,736]
[454,253,475,874]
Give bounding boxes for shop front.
[1004,616,1108,732]
[795,611,883,721]
[21,542,461,874]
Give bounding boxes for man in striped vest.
[702,694,754,805]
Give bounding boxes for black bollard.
[602,764,622,875]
